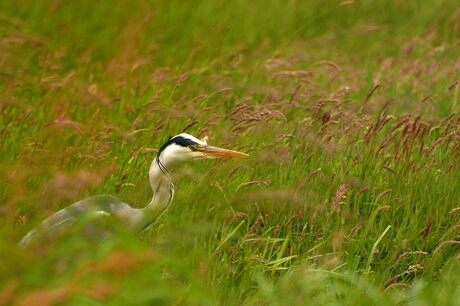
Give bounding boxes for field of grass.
[1,0,459,305]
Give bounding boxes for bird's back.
[19,195,132,248]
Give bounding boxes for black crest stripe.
[158,135,199,155]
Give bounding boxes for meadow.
[0,1,459,305]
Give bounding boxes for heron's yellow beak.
[197,145,249,158]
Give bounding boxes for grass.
[1,0,459,305]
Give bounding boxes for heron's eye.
[189,144,204,152]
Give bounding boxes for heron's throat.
[145,157,175,215]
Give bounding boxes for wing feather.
[19,195,129,248]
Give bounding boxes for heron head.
[156,133,248,167]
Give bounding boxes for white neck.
[127,156,175,231]
[144,157,175,216]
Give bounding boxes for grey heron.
[19,133,248,248]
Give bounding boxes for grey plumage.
[18,195,145,247]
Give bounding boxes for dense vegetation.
[1,1,459,305]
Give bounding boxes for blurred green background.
[0,1,459,305]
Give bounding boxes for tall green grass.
[1,0,459,305]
